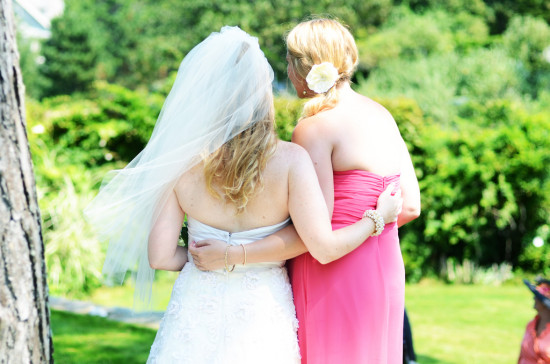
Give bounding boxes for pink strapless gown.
[289,170,405,364]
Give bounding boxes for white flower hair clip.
[306,62,339,94]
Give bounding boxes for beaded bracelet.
[362,209,385,236]
[224,245,235,272]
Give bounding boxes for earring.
[303,90,307,96]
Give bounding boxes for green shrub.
[35,81,163,168]
[41,173,106,297]
[501,15,550,97]
[357,8,490,71]
[42,0,394,89]
[358,53,459,124]
[376,96,550,277]
[28,81,550,292]
[26,83,165,296]
[359,45,521,124]
[415,100,549,270]
[274,96,303,141]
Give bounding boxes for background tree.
[0,0,52,361]
[39,6,97,98]
[18,0,550,290]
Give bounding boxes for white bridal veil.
[84,26,275,307]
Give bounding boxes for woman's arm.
[190,224,306,271]
[190,176,399,270]
[287,144,400,264]
[397,139,421,227]
[190,122,401,270]
[148,189,188,271]
[291,117,335,217]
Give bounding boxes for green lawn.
[87,271,178,311]
[406,282,533,364]
[51,310,156,363]
[52,281,535,363]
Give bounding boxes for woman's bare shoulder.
[276,140,308,156]
[274,140,312,167]
[292,113,336,146]
[357,94,396,122]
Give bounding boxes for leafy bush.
[41,172,105,297]
[484,0,550,33]
[35,82,163,168]
[358,46,521,124]
[501,15,550,98]
[356,8,490,71]
[358,54,459,123]
[26,82,164,296]
[377,96,550,278]
[28,77,550,292]
[274,96,303,141]
[417,100,549,271]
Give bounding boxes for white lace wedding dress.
[147,217,300,364]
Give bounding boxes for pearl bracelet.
[362,209,385,236]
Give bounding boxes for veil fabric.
[84,26,275,308]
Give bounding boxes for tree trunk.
[0,0,53,362]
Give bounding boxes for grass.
[406,281,533,364]
[87,271,178,311]
[51,310,156,363]
[52,280,535,363]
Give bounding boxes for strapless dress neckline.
[187,216,291,238]
[186,216,291,272]
[333,169,400,179]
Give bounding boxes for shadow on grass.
[51,310,157,364]
[416,353,450,364]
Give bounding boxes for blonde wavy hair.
[286,18,359,118]
[203,105,277,213]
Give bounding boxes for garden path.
[49,296,163,329]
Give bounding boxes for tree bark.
[0,0,53,362]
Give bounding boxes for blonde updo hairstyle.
[286,18,359,118]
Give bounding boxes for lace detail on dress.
[147,218,300,364]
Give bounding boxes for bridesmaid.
[191,18,420,363]
[284,18,420,364]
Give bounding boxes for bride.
[85,26,401,364]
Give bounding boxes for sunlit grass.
[88,271,178,311]
[56,280,535,363]
[51,310,156,363]
[406,281,533,364]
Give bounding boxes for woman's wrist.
[228,245,244,266]
[363,209,385,236]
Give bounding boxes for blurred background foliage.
[17,0,550,296]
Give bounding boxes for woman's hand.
[188,239,227,271]
[376,183,403,224]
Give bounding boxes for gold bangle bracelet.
[224,245,235,272]
[240,244,247,266]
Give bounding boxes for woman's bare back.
[298,85,406,176]
[174,141,297,232]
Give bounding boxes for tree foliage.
[501,15,550,97]
[36,0,394,93]
[39,7,97,97]
[379,97,550,280]
[22,1,550,288]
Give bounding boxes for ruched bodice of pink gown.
[288,170,405,364]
